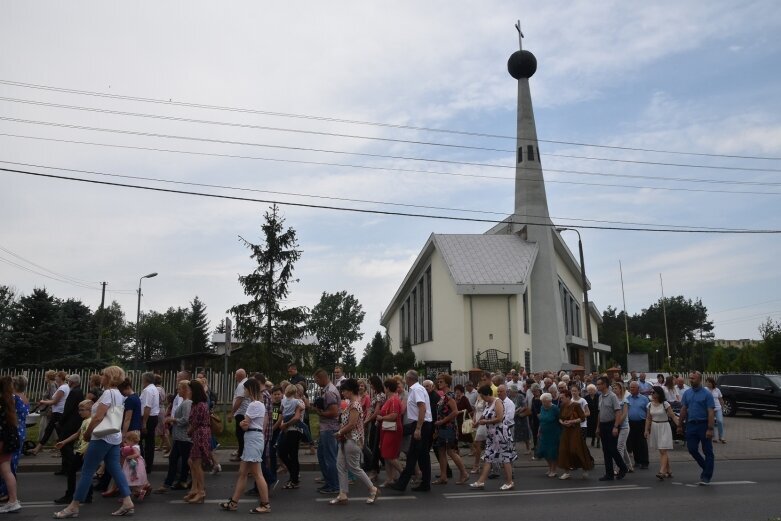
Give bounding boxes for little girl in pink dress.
[121,431,150,500]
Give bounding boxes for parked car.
[717,373,781,417]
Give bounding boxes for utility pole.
[660,273,671,366]
[97,281,107,360]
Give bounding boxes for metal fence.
[0,368,471,406]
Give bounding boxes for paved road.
[11,460,781,521]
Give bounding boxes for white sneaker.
[559,473,571,480]
[0,501,21,513]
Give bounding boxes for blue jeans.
[75,440,130,502]
[714,410,725,440]
[685,421,714,481]
[317,430,339,491]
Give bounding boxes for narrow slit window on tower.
[517,147,523,163]
[527,145,535,161]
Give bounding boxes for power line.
[2,131,778,189]
[1,159,763,232]
[710,298,781,315]
[3,166,781,234]
[716,309,781,326]
[4,106,781,175]
[1,78,779,161]
[4,96,780,175]
[0,244,99,286]
[0,254,100,291]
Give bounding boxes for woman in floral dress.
[469,385,516,491]
[184,380,210,504]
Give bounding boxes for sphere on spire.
[508,50,537,79]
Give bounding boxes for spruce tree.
[190,296,211,353]
[229,205,308,371]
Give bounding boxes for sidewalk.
[18,414,781,473]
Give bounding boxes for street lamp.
[135,272,158,369]
[556,228,594,373]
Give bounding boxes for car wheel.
[723,398,737,417]
[750,411,765,418]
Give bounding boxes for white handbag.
[93,390,124,438]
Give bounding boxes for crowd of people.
[0,364,723,515]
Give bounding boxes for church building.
[380,30,611,372]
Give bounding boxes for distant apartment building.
[714,339,761,349]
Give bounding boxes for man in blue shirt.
[637,373,654,396]
[678,371,715,485]
[626,382,650,469]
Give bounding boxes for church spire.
[507,23,549,226]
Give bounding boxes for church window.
[403,265,433,346]
[517,147,523,163]
[522,290,529,334]
[527,145,535,161]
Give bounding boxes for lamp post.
[135,272,158,370]
[556,228,594,373]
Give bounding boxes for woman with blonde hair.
[54,366,135,518]
[34,371,69,455]
[276,384,304,489]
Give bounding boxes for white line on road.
[314,495,417,502]
[683,480,757,488]
[444,484,648,499]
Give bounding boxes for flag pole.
[619,260,630,355]
[660,273,671,365]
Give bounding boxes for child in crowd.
[121,431,150,500]
[54,400,94,504]
[270,387,283,477]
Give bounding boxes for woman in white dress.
[644,386,679,480]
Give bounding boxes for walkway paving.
[18,413,781,473]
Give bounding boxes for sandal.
[282,481,299,489]
[110,506,134,517]
[53,510,79,519]
[249,503,271,514]
[328,497,348,505]
[456,476,469,485]
[656,473,665,480]
[366,487,380,505]
[220,499,239,511]
[431,479,448,485]
[469,481,485,489]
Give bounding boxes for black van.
[717,373,781,417]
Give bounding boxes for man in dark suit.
[55,374,85,486]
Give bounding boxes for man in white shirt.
[140,372,160,472]
[332,365,346,389]
[229,369,249,461]
[389,370,433,493]
[465,381,478,407]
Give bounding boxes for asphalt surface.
[9,459,781,521]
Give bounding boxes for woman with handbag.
[54,366,134,518]
[329,379,379,505]
[376,378,403,487]
[454,384,474,445]
[432,374,468,485]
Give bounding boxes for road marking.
[683,480,757,488]
[444,484,647,499]
[314,495,416,502]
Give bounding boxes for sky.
[1,1,781,358]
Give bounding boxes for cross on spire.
[515,20,524,50]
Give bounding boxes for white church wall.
[429,248,469,369]
[470,295,512,365]
[555,251,587,340]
